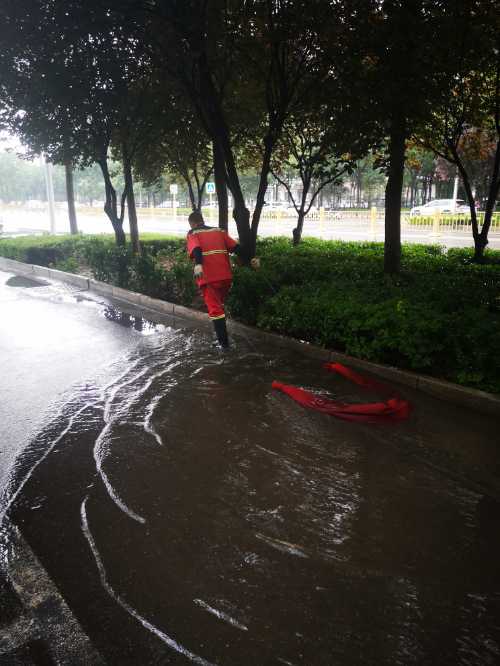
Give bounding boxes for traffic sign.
[169,184,178,195]
[206,182,216,194]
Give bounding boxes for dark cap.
[188,211,204,226]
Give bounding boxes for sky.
[0,131,29,156]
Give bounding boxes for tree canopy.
[0,0,498,266]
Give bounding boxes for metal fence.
[233,207,500,243]
[2,201,500,243]
[401,212,500,235]
[259,205,500,224]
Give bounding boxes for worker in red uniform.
[186,210,257,348]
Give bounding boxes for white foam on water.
[193,599,248,632]
[144,394,164,446]
[94,359,184,523]
[81,498,215,665]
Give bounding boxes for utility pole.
[43,156,56,234]
[64,161,78,234]
[452,172,459,211]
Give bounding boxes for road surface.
[1,270,499,665]
[2,205,500,250]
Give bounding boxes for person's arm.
[223,232,259,268]
[223,231,247,260]
[192,247,203,264]
[187,233,203,277]
[232,243,244,258]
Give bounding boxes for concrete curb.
[0,518,105,665]
[1,255,499,417]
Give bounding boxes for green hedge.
[1,234,499,393]
[78,235,195,304]
[227,238,500,393]
[0,234,86,267]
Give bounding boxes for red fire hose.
[272,362,410,423]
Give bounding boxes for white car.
[410,199,468,216]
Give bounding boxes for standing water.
[2,312,500,665]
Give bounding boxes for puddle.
[102,305,166,335]
[5,275,50,288]
[2,317,500,665]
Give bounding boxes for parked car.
[409,199,469,216]
[263,202,289,213]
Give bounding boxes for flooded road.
[0,271,143,498]
[1,275,500,664]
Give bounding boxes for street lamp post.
[43,156,56,234]
[170,183,178,219]
[452,174,459,212]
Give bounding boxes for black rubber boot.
[213,317,229,348]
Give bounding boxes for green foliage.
[80,237,131,286]
[76,234,195,303]
[0,152,45,202]
[228,238,500,393]
[1,234,499,393]
[156,248,197,306]
[0,234,84,265]
[53,256,80,273]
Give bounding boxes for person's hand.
[193,264,203,278]
[250,257,260,270]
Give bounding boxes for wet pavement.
[2,205,500,250]
[0,272,143,498]
[1,270,500,665]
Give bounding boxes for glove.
[193,264,203,278]
[250,257,260,270]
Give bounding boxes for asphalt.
[0,271,142,497]
[2,207,500,250]
[0,259,499,665]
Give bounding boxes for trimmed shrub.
[1,234,499,393]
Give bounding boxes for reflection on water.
[102,305,165,335]
[2,319,500,665]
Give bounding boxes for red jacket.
[187,226,239,285]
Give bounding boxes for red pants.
[200,279,232,319]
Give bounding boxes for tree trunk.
[293,210,306,245]
[427,175,434,203]
[185,175,197,211]
[221,146,251,254]
[123,146,141,254]
[384,118,406,274]
[448,139,491,262]
[457,160,482,259]
[291,174,314,246]
[250,136,274,249]
[475,138,500,262]
[197,170,212,211]
[213,140,228,230]
[197,56,252,255]
[98,158,126,246]
[64,161,78,234]
[212,127,251,254]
